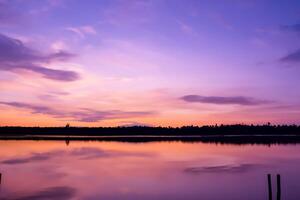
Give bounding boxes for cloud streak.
[1,151,63,164]
[180,95,270,105]
[279,49,300,63]
[72,109,154,122]
[177,20,198,36]
[184,163,257,174]
[281,24,300,32]
[279,24,300,63]
[1,147,154,164]
[13,186,76,200]
[0,101,155,122]
[0,33,80,81]
[70,147,154,160]
[66,25,97,38]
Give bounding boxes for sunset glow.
[1,0,300,126]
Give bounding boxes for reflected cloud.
[1,147,154,164]
[14,186,76,200]
[70,147,111,159]
[184,163,257,173]
[70,147,154,160]
[1,151,63,164]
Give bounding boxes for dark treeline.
[1,124,300,136]
[2,124,300,144]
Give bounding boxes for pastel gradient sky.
[1,0,300,127]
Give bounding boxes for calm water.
[0,140,300,200]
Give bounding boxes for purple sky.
[0,0,300,126]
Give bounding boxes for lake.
[0,140,299,200]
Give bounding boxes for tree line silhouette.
[1,124,300,144]
[1,123,300,136]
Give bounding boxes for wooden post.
[268,174,272,200]
[277,174,281,200]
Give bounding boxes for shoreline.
[2,125,300,144]
[1,134,300,144]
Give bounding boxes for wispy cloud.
[66,25,97,38]
[0,33,80,81]
[0,101,65,116]
[118,121,151,127]
[180,95,270,106]
[278,24,300,63]
[177,20,198,36]
[0,101,155,122]
[281,24,300,32]
[279,48,300,63]
[71,108,154,122]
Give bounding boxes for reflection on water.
[0,141,300,200]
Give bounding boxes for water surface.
[0,140,299,200]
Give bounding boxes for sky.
[1,0,300,127]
